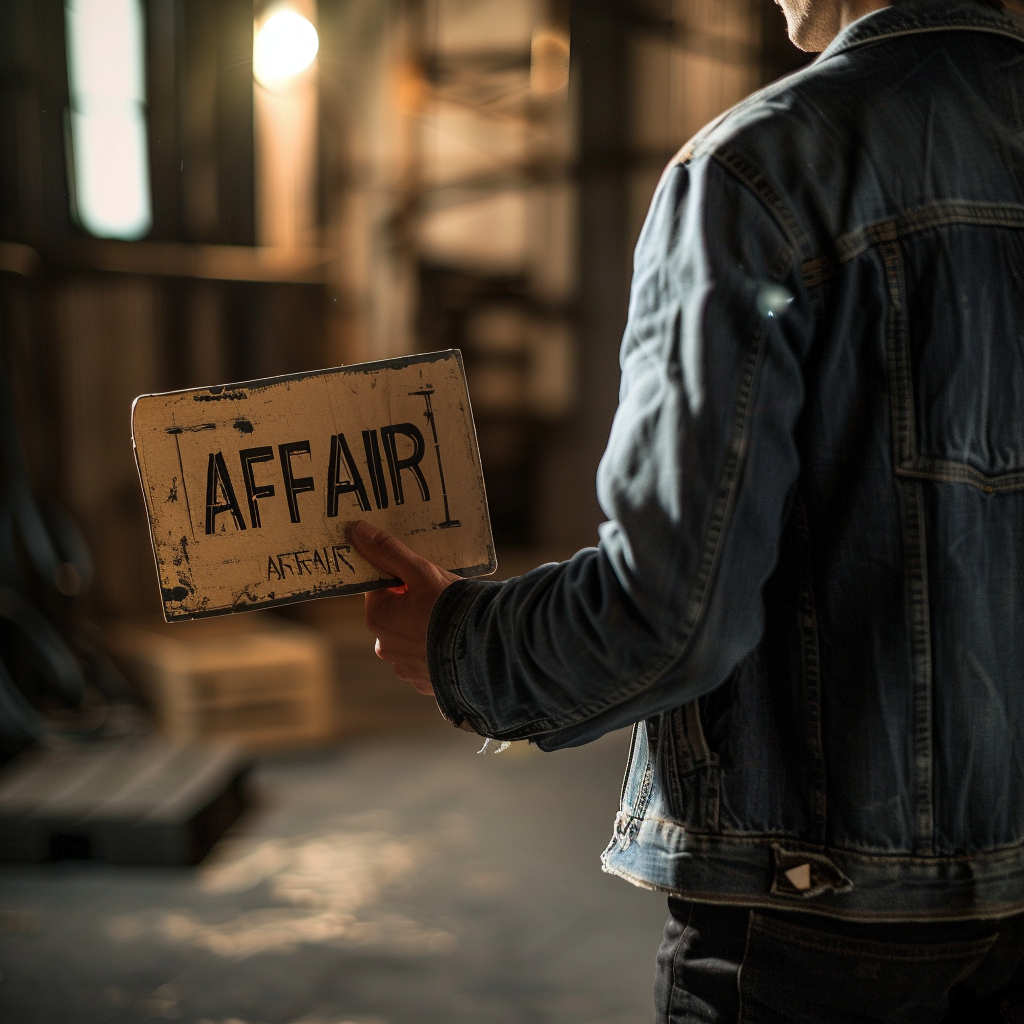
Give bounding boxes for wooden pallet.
[0,738,249,864]
[104,615,336,749]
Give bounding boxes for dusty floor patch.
[0,728,666,1024]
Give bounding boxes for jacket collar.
[819,0,1024,61]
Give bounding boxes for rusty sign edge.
[131,348,464,406]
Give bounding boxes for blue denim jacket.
[427,0,1024,921]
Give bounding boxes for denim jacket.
[427,0,1024,921]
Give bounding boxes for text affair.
[204,423,430,535]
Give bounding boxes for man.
[350,0,1024,1019]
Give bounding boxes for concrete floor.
[0,726,669,1024]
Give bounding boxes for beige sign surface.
[132,350,495,621]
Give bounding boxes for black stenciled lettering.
[278,441,315,523]
[205,452,246,534]
[332,545,355,573]
[267,555,282,580]
[293,550,313,575]
[326,433,371,516]
[239,446,276,528]
[361,430,388,510]
[380,423,430,505]
[277,553,295,576]
[312,548,331,574]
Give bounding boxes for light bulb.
[254,10,319,88]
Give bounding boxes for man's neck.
[790,0,891,52]
[839,0,891,31]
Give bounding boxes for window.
[65,0,152,239]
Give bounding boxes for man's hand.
[348,520,459,694]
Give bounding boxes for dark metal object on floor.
[0,737,250,865]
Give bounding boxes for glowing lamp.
[254,10,319,89]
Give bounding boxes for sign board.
[132,350,495,621]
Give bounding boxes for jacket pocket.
[881,216,1024,493]
[659,702,721,832]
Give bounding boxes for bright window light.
[65,0,152,240]
[254,10,319,89]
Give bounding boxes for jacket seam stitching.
[671,236,797,653]
[599,867,1024,922]
[710,147,814,261]
[896,458,1024,493]
[879,237,935,855]
[794,493,828,844]
[804,202,1024,288]
[638,816,1024,863]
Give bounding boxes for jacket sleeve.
[427,153,814,750]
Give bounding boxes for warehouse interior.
[0,1,806,1021]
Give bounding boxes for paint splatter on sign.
[132,350,495,621]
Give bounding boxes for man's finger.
[349,520,431,580]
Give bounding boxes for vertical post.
[145,0,182,241]
[537,0,630,550]
[217,0,255,245]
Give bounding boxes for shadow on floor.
[0,726,668,1024]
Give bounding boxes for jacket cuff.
[427,577,504,733]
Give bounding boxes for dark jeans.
[655,898,1024,1024]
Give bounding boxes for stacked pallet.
[104,614,335,750]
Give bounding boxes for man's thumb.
[349,520,427,581]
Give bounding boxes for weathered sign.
[132,350,495,621]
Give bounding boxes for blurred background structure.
[0,0,806,1020]
[1,0,805,601]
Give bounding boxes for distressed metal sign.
[132,350,495,621]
